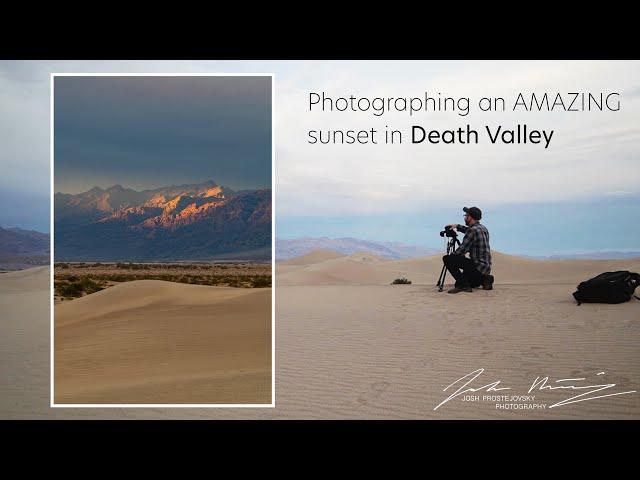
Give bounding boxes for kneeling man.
[443,206,494,293]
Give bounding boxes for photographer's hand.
[447,224,458,230]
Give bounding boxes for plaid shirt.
[454,222,492,275]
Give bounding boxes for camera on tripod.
[437,225,461,291]
[439,225,458,238]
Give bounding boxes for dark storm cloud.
[54,76,271,193]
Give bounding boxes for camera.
[439,225,457,238]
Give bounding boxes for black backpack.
[573,271,640,305]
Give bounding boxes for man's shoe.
[448,286,472,294]
[482,274,494,290]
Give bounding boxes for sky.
[270,60,640,254]
[274,60,640,215]
[54,75,272,194]
[277,195,640,256]
[0,60,638,255]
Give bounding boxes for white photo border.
[50,72,276,408]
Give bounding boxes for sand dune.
[277,252,404,286]
[271,251,640,419]
[0,267,51,418]
[2,258,640,419]
[0,266,49,292]
[280,248,346,265]
[387,251,640,284]
[278,249,640,286]
[54,280,271,404]
[274,283,640,419]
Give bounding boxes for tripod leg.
[437,242,450,289]
[437,263,447,291]
[438,243,452,291]
[437,250,445,285]
[438,238,457,291]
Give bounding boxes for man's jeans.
[442,254,484,288]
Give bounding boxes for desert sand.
[54,280,271,404]
[272,251,640,419]
[1,251,639,418]
[0,267,51,417]
[281,249,347,266]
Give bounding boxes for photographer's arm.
[453,228,473,255]
[456,224,468,233]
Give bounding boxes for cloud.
[0,65,51,195]
[53,75,271,193]
[626,86,640,97]
[0,60,278,198]
[1,60,639,226]
[274,60,640,215]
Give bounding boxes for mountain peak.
[54,182,271,261]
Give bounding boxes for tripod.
[436,232,461,292]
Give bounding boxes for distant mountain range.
[276,236,640,262]
[0,226,49,270]
[533,252,640,260]
[54,180,271,261]
[276,237,440,260]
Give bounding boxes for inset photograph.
[52,74,273,406]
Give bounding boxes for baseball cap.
[463,206,482,220]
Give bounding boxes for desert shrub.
[251,276,271,288]
[91,273,128,282]
[392,278,412,285]
[79,277,105,294]
[52,264,272,291]
[57,282,83,297]
[54,277,105,297]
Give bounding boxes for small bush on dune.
[54,277,105,298]
[392,278,412,285]
[251,276,271,288]
[54,264,272,293]
[79,277,105,294]
[57,282,83,297]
